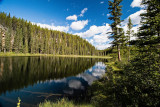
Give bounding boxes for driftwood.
[21,90,66,100]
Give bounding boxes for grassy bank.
[105,62,122,72]
[39,98,93,107]
[0,52,112,59]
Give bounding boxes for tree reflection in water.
[0,57,106,107]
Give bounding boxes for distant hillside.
[0,12,98,55]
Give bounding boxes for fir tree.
[138,0,160,71]
[108,0,123,61]
[22,20,28,53]
[138,0,160,47]
[126,17,134,61]
[5,29,11,52]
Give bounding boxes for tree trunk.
[117,45,121,61]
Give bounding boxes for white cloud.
[93,34,110,43]
[75,23,111,38]
[54,78,67,83]
[107,14,110,17]
[131,0,143,8]
[120,9,146,41]
[70,20,88,30]
[75,24,112,50]
[78,73,97,85]
[88,39,94,44]
[79,8,88,17]
[121,10,146,33]
[95,62,106,69]
[100,1,104,4]
[92,68,106,77]
[95,43,112,50]
[66,15,77,21]
[32,22,69,32]
[68,80,83,89]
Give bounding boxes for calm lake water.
[0,56,107,107]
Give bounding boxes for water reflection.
[0,57,106,107]
[51,62,106,95]
[0,57,98,95]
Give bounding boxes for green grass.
[105,62,122,72]
[39,98,93,107]
[0,52,112,59]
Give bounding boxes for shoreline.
[0,52,112,59]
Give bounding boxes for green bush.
[89,52,160,107]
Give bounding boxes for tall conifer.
[108,0,123,61]
[126,17,133,61]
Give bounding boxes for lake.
[0,56,107,107]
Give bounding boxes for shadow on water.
[0,56,107,107]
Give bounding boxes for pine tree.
[28,22,35,53]
[22,20,28,53]
[18,19,23,52]
[119,28,127,47]
[108,0,123,61]
[13,28,19,52]
[126,17,134,61]
[44,29,50,54]
[138,0,160,46]
[13,21,23,53]
[138,0,160,71]
[6,13,12,29]
[12,16,18,31]
[0,12,7,26]
[5,29,11,52]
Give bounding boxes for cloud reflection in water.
[50,62,106,95]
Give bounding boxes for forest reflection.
[0,56,104,95]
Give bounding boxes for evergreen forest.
[0,13,97,55]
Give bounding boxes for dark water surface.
[0,56,106,107]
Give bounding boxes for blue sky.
[0,0,144,50]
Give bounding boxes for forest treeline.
[0,12,98,55]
